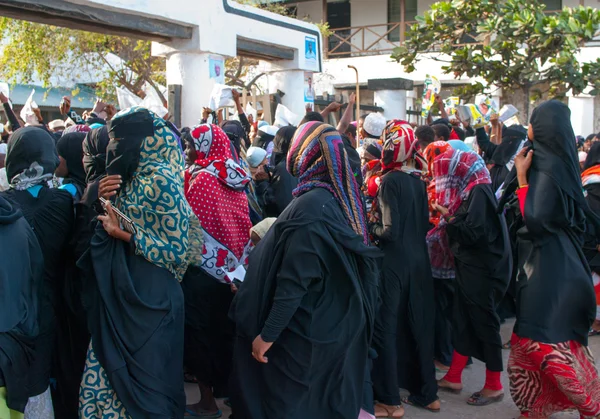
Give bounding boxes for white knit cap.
[363,113,386,138]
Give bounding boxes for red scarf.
[185,124,252,283]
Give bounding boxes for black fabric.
[584,142,600,170]
[83,126,110,184]
[583,183,600,274]
[446,184,511,371]
[2,102,20,131]
[105,136,143,186]
[433,278,455,367]
[258,160,298,218]
[370,171,437,406]
[229,188,381,419]
[107,108,154,140]
[5,126,59,181]
[252,132,275,151]
[515,100,596,346]
[181,266,234,397]
[0,195,44,412]
[2,187,74,397]
[57,132,87,189]
[222,120,246,157]
[343,134,363,186]
[490,126,528,167]
[79,226,186,418]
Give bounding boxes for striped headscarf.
[287,122,368,243]
[381,119,426,173]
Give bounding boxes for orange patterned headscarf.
[423,141,451,177]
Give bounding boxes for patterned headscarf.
[187,124,250,191]
[112,107,202,281]
[62,124,91,135]
[423,140,452,177]
[287,122,368,243]
[426,148,491,278]
[381,119,426,173]
[185,124,252,283]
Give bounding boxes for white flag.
[274,104,302,127]
[141,83,169,118]
[20,89,39,125]
[116,86,142,110]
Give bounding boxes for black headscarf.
[584,142,600,171]
[221,120,247,158]
[490,125,528,167]
[56,132,87,188]
[106,108,154,185]
[5,127,59,190]
[270,126,296,166]
[529,100,585,211]
[83,126,110,184]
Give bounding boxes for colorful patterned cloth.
[185,124,252,283]
[79,343,131,419]
[426,149,491,278]
[381,119,426,174]
[423,141,452,227]
[508,333,600,418]
[113,107,203,281]
[582,165,600,188]
[287,121,368,243]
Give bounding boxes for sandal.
[467,392,504,406]
[401,395,440,413]
[502,340,512,350]
[374,403,404,418]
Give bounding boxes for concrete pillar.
[374,90,407,121]
[165,51,223,127]
[568,96,595,137]
[268,70,307,119]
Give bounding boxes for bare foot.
[374,403,404,418]
[478,388,504,398]
[427,399,441,411]
[434,359,450,372]
[437,378,463,393]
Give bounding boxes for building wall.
[295,0,322,22]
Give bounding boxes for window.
[541,0,562,11]
[388,0,418,42]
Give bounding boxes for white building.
[287,0,600,135]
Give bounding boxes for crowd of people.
[1,85,600,419]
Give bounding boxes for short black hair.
[432,124,451,142]
[300,111,324,125]
[587,133,597,142]
[415,125,435,146]
[345,124,357,138]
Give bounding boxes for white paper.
[0,82,9,99]
[20,89,39,125]
[245,102,257,121]
[208,84,235,110]
[499,104,519,124]
[116,86,142,110]
[140,83,169,118]
[274,104,302,127]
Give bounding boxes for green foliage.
[393,0,600,109]
[0,18,166,103]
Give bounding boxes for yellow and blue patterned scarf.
[112,107,202,280]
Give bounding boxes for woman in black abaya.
[78,107,202,419]
[2,126,75,418]
[0,195,44,418]
[508,100,600,419]
[369,120,439,417]
[229,121,380,419]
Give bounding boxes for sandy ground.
[185,319,600,418]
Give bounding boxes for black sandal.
[467,392,504,406]
[401,395,440,413]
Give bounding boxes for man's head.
[432,124,451,142]
[361,113,386,140]
[415,125,435,149]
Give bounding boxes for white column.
[374,90,407,121]
[268,70,307,119]
[568,96,595,137]
[165,51,223,127]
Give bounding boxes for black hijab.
[83,126,110,184]
[56,132,87,188]
[106,108,154,185]
[270,126,296,167]
[529,100,585,210]
[584,142,600,171]
[221,120,247,158]
[5,127,59,188]
[490,125,527,167]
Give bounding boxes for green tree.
[392,0,600,119]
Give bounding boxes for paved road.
[186,319,600,418]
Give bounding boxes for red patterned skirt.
[508,334,600,418]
